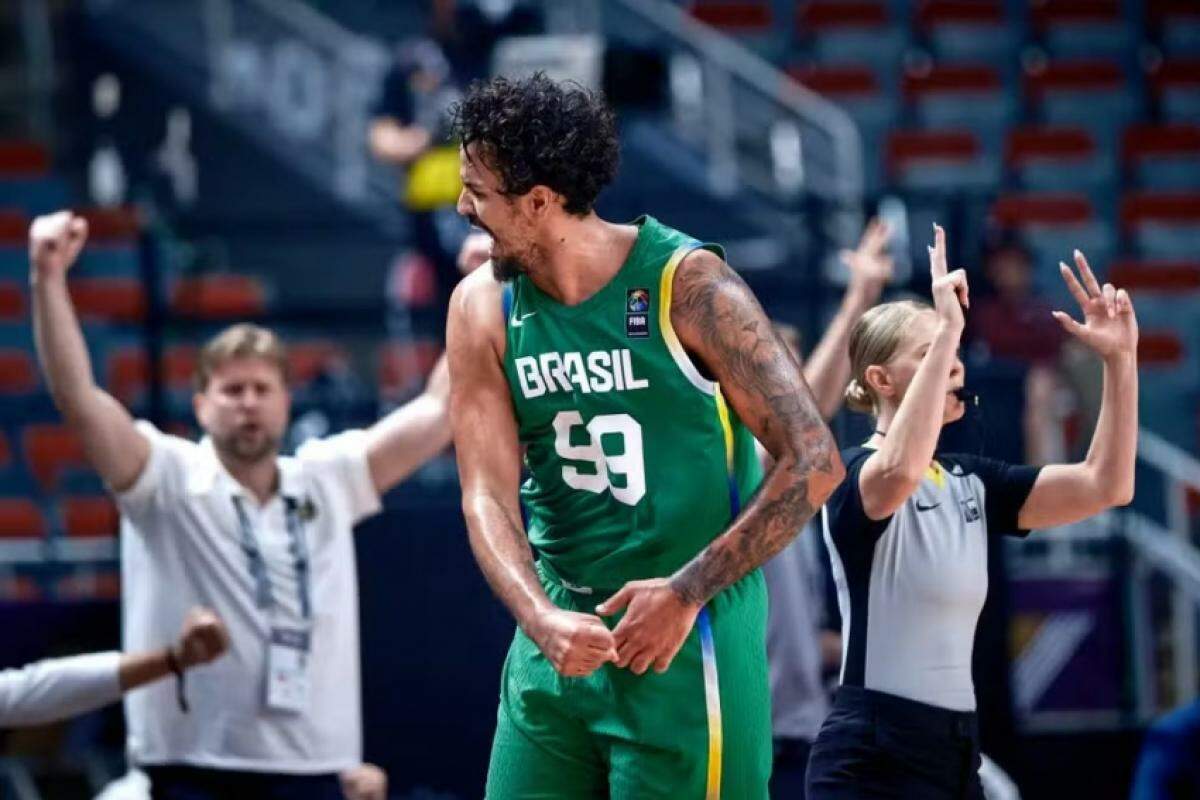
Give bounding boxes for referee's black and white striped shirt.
[821,446,1040,712]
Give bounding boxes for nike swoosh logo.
[915,501,941,512]
[510,311,537,328]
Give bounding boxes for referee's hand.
[529,608,617,678]
[598,579,701,675]
[173,608,230,669]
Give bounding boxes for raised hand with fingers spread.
[841,217,894,305]
[1052,249,1138,361]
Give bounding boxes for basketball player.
[446,73,844,798]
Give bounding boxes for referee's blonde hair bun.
[844,379,875,414]
[846,300,931,417]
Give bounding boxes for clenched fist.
[173,607,230,669]
[28,210,89,280]
[530,608,618,678]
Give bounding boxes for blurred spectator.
[1129,701,1200,799]
[29,211,448,800]
[370,32,468,341]
[971,238,1069,464]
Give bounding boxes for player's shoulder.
[449,263,508,356]
[451,263,505,323]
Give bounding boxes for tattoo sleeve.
[667,251,845,606]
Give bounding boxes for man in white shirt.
[0,608,227,728]
[29,211,451,799]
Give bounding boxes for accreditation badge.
[266,627,311,713]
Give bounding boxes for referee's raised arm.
[28,210,149,493]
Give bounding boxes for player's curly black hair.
[450,72,619,216]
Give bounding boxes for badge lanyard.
[231,495,312,621]
[232,494,315,713]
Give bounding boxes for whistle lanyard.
[231,495,312,621]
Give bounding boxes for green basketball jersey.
[501,216,763,591]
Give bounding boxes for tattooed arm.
[597,249,844,674]
[448,269,617,677]
[668,250,844,601]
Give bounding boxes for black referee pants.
[145,765,342,800]
[806,686,984,800]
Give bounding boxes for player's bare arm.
[1017,250,1138,529]
[669,250,844,598]
[364,353,453,496]
[29,211,149,492]
[448,269,616,677]
[598,249,844,674]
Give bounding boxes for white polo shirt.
[116,421,381,774]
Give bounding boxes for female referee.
[806,224,1139,799]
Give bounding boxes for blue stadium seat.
[1124,191,1200,259]
[1026,61,1141,147]
[0,178,71,216]
[799,1,908,71]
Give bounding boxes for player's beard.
[213,427,280,466]
[491,253,528,281]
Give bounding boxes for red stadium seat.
[1122,125,1200,163]
[171,275,267,319]
[23,424,87,490]
[0,576,41,601]
[1147,60,1200,94]
[0,141,50,178]
[56,570,121,601]
[78,207,140,243]
[288,340,349,387]
[1024,60,1124,96]
[0,281,25,320]
[1109,260,1200,291]
[917,0,1004,28]
[1138,331,1185,364]
[0,499,46,538]
[1150,0,1200,20]
[798,0,888,31]
[689,1,772,30]
[990,192,1094,227]
[1120,191,1200,227]
[788,65,880,98]
[0,431,11,470]
[107,345,198,404]
[1006,127,1096,166]
[1031,0,1121,27]
[887,130,979,172]
[0,350,37,395]
[61,496,119,538]
[903,65,1001,98]
[0,209,30,245]
[69,278,146,322]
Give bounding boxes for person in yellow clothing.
[369,36,468,338]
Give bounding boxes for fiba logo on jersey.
[626,288,650,338]
[960,497,981,523]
